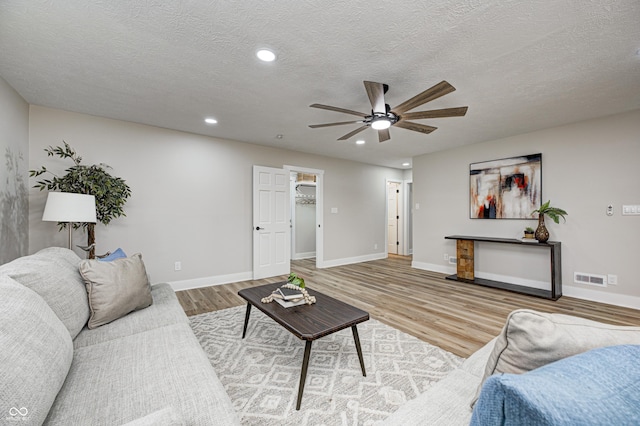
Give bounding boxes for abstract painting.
[470,154,541,219]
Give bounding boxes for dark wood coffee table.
[238,282,369,410]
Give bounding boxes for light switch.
[331,207,338,214]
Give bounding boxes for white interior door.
[387,182,400,254]
[253,165,290,279]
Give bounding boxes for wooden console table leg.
[457,239,475,280]
[241,303,252,339]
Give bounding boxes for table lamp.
[42,192,97,249]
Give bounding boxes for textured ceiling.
[1,0,639,168]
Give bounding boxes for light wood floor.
[176,255,640,358]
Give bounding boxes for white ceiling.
[1,0,639,169]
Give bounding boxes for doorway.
[387,181,402,255]
[291,172,316,260]
[285,165,324,268]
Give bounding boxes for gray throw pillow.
[79,253,153,329]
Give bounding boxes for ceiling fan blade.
[394,120,438,134]
[337,125,368,141]
[310,103,367,117]
[391,81,456,114]
[401,106,468,120]
[309,120,362,128]
[378,128,391,143]
[364,81,386,113]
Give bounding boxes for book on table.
[273,287,304,301]
[274,297,307,308]
[271,286,306,308]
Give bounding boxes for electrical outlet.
[174,261,181,271]
[374,244,378,250]
[443,253,449,261]
[608,274,618,285]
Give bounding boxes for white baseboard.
[411,261,640,310]
[563,285,640,310]
[321,252,387,268]
[292,251,316,260]
[168,271,253,291]
[411,261,454,275]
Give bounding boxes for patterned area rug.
[190,306,463,425]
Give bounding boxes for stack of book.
[271,287,306,308]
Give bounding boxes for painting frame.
[469,153,542,219]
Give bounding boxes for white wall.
[412,109,640,309]
[0,76,29,263]
[28,106,404,284]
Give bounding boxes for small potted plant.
[531,200,568,243]
[524,227,535,239]
[287,273,305,288]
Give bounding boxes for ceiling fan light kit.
[371,117,391,130]
[309,80,468,143]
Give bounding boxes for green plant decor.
[531,200,568,224]
[287,273,306,288]
[30,142,132,258]
[525,227,535,233]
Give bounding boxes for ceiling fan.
[309,81,468,143]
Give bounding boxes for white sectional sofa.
[382,309,640,425]
[0,247,240,426]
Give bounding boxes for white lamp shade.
[42,192,97,223]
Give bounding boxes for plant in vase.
[531,200,567,243]
[30,142,132,259]
[524,227,535,239]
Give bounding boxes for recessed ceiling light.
[402,162,411,167]
[256,49,276,62]
[204,118,217,125]
[356,140,365,145]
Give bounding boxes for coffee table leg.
[352,325,366,377]
[242,303,252,339]
[296,340,313,410]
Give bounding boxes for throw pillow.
[98,247,127,262]
[470,345,640,426]
[79,253,153,329]
[0,275,74,426]
[472,309,640,406]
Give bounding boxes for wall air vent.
[574,272,607,287]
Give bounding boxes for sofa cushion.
[120,407,184,426]
[0,247,90,339]
[73,283,188,349]
[0,275,74,426]
[474,309,640,405]
[44,322,240,425]
[79,253,153,329]
[470,345,640,425]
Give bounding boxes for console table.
[444,235,561,300]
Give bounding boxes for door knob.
[255,226,263,231]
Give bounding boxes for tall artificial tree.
[30,142,131,259]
